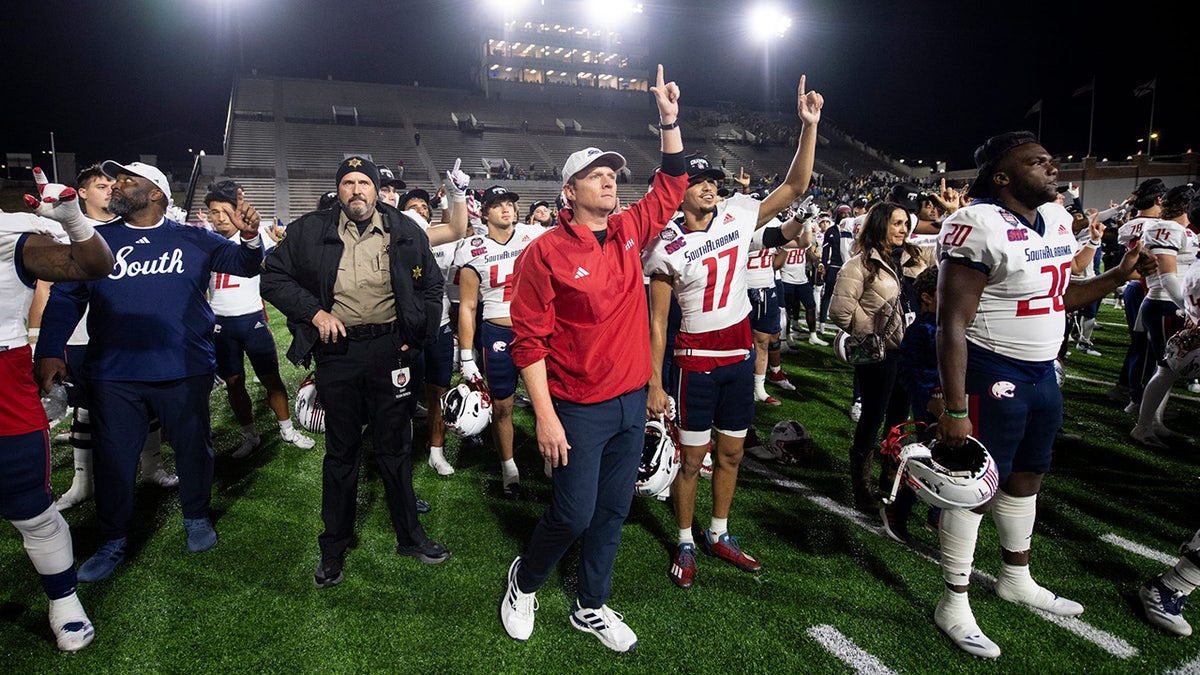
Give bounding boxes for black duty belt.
[343,322,396,341]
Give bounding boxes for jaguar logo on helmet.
[440,381,492,437]
[294,372,326,434]
[881,421,999,511]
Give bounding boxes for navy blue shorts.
[748,284,781,334]
[481,321,519,400]
[782,281,816,315]
[674,354,755,441]
[214,311,280,380]
[965,367,1061,484]
[0,429,53,520]
[423,323,454,388]
[1140,298,1186,366]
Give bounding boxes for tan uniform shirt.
[332,209,395,326]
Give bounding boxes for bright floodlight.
[746,4,793,40]
[485,0,533,16]
[587,1,643,26]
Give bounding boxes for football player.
[1140,528,1200,636]
[934,131,1156,658]
[1132,185,1199,446]
[454,186,543,498]
[204,180,315,456]
[4,169,114,650]
[1117,178,1168,410]
[643,76,823,589]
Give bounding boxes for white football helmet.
[1164,326,1200,379]
[441,381,492,436]
[699,447,714,480]
[294,372,326,434]
[881,421,998,510]
[637,412,679,498]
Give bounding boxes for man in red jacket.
[497,65,684,653]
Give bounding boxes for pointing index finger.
[656,64,665,89]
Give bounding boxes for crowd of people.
[3,65,1198,659]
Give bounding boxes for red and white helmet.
[636,410,679,498]
[441,381,492,436]
[294,372,326,434]
[1164,326,1200,379]
[880,421,998,510]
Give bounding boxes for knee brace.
[991,490,1037,553]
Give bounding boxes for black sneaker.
[503,482,522,501]
[314,554,344,589]
[416,498,431,514]
[397,539,451,565]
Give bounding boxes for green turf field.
[2,300,1197,673]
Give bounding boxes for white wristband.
[459,349,474,362]
[63,218,96,243]
[1085,239,1101,248]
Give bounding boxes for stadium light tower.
[586,1,643,26]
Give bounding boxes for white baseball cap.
[561,147,626,184]
[100,160,175,207]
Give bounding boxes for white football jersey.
[745,226,778,290]
[1118,216,1156,248]
[1144,218,1196,302]
[209,232,274,316]
[938,201,1079,362]
[0,214,67,349]
[430,239,459,326]
[1183,261,1200,323]
[1182,228,1199,272]
[779,246,810,284]
[642,193,757,335]
[839,216,863,263]
[453,224,544,321]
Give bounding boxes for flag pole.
[1086,77,1095,158]
[1146,82,1157,155]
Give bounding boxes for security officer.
[261,156,449,589]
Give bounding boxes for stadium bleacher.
[192,74,921,223]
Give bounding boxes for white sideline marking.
[1064,373,1200,403]
[806,624,897,675]
[742,459,1139,658]
[1164,655,1200,675]
[1101,533,1178,566]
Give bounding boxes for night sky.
[2,0,1194,174]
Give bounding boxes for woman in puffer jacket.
[829,202,929,513]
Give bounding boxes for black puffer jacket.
[260,202,442,367]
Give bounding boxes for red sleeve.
[509,240,556,370]
[622,171,687,247]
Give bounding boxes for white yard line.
[1064,373,1200,403]
[806,624,897,675]
[1164,655,1200,675]
[1100,533,1178,566]
[742,459,1139,659]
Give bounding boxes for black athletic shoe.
[397,539,451,565]
[314,555,344,589]
[416,498,431,514]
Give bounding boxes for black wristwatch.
[658,120,679,130]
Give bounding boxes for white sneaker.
[49,593,94,652]
[571,601,638,652]
[767,370,796,391]
[142,467,179,488]
[934,592,1000,659]
[1140,575,1193,636]
[1075,341,1102,356]
[428,447,455,476]
[808,332,830,346]
[232,434,261,459]
[500,558,538,641]
[1123,401,1139,414]
[849,401,862,422]
[280,427,316,449]
[995,576,1084,616]
[1131,424,1168,448]
[1189,380,1200,394]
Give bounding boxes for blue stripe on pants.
[516,387,646,608]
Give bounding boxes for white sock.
[768,365,782,375]
[13,505,75,574]
[1138,366,1177,428]
[940,508,983,586]
[709,517,727,539]
[278,418,295,434]
[754,374,768,398]
[678,528,694,546]
[1080,317,1096,343]
[501,458,519,484]
[992,491,1036,553]
[1164,530,1200,594]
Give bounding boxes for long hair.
[856,202,923,283]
